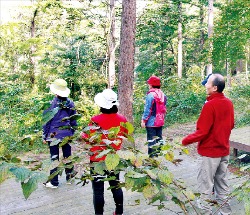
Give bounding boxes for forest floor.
[0,122,249,215]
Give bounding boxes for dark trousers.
[146,126,163,157]
[49,142,73,186]
[91,169,123,215]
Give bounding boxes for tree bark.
[118,0,136,123]
[29,8,38,86]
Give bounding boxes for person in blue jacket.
[141,75,167,157]
[42,79,77,188]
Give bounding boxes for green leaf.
[108,127,120,138]
[102,139,113,146]
[21,172,47,199]
[158,170,173,185]
[94,162,106,175]
[10,157,22,163]
[59,136,71,147]
[183,189,196,201]
[105,154,120,171]
[142,184,159,199]
[181,148,189,155]
[49,138,61,146]
[42,107,59,124]
[126,170,147,178]
[96,149,111,158]
[9,167,32,182]
[121,122,134,134]
[61,114,82,121]
[165,151,174,162]
[145,169,158,180]
[83,125,100,132]
[161,144,172,151]
[89,134,102,143]
[117,150,136,162]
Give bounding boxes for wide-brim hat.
[50,79,70,97]
[201,73,212,86]
[94,89,119,109]
[147,75,161,86]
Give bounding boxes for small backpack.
[151,91,167,127]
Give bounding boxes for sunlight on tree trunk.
[207,0,213,75]
[118,0,136,123]
[199,1,205,78]
[177,1,182,78]
[108,0,116,88]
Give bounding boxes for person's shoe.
[113,212,123,215]
[43,182,58,189]
[66,180,72,185]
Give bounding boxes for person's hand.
[43,140,47,144]
[141,120,146,128]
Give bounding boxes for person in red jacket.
[182,74,234,215]
[82,89,127,215]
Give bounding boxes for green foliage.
[213,0,250,70]
[228,84,250,128]
[231,180,250,215]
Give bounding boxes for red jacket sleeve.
[182,104,214,145]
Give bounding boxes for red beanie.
[147,75,161,86]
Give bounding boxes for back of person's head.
[212,74,225,93]
[100,105,118,114]
[94,89,119,114]
[147,75,161,88]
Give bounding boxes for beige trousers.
[197,155,232,215]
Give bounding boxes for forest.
[0,0,249,214]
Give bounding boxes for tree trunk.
[108,0,116,88]
[177,1,182,78]
[199,1,205,78]
[29,8,38,86]
[118,0,136,123]
[226,58,232,87]
[207,0,213,75]
[160,43,164,75]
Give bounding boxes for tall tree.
[108,0,116,88]
[212,0,250,83]
[199,0,206,77]
[177,1,183,78]
[118,0,136,123]
[207,0,214,75]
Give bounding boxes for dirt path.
[0,123,249,215]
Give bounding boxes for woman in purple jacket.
[42,79,77,188]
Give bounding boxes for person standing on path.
[81,89,128,215]
[182,74,234,215]
[42,79,77,188]
[141,75,167,157]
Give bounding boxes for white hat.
[50,79,70,97]
[94,89,119,109]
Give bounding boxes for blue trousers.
[49,142,73,186]
[91,169,123,215]
[146,126,163,157]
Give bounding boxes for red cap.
[147,75,161,86]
